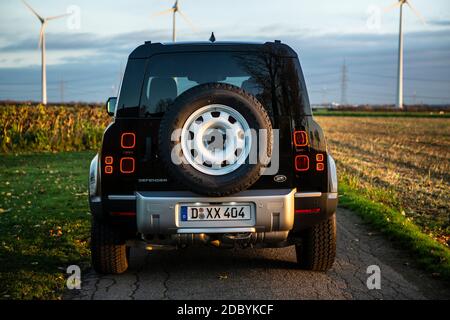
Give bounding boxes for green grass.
[313,110,450,118]
[0,152,94,299]
[339,172,450,281]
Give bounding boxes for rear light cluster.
[293,130,324,215]
[104,132,136,174]
[104,156,114,174]
[316,153,325,171]
[293,130,325,172]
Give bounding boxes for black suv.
[88,41,338,274]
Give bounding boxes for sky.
[0,0,449,105]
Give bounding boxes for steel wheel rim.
[180,104,252,176]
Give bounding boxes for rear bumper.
[99,189,337,236]
[135,188,296,235]
[293,191,337,232]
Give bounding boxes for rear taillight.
[104,156,113,174]
[293,130,308,147]
[295,155,309,171]
[120,157,135,174]
[121,132,136,149]
[316,153,325,171]
[105,156,113,165]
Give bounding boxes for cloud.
[0,29,168,55]
[1,26,449,104]
[2,25,449,67]
[428,19,450,27]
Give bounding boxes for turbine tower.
[386,0,426,109]
[151,0,196,42]
[22,0,70,105]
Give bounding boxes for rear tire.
[295,214,336,271]
[91,218,129,274]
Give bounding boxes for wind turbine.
[386,0,426,109]
[22,0,71,105]
[151,0,196,42]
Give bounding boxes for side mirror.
[106,97,117,116]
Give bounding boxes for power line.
[306,80,341,87]
[340,60,348,105]
[305,71,341,78]
[349,71,450,83]
[0,73,118,86]
[307,70,450,84]
[344,89,450,101]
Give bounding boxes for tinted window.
[232,51,311,119]
[116,59,147,117]
[119,51,311,118]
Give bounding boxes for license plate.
[180,204,251,221]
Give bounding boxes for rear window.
[117,51,311,118]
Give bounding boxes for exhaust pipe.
[136,231,290,249]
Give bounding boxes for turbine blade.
[22,0,44,22]
[150,8,174,19]
[383,1,401,13]
[177,10,197,32]
[173,0,179,10]
[406,1,427,25]
[46,12,72,21]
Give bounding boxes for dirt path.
[65,208,450,300]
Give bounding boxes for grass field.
[0,152,92,299]
[315,116,450,246]
[313,110,449,118]
[316,116,450,279]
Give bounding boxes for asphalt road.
[66,208,450,300]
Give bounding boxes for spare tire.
[159,83,272,196]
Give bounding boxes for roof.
[129,41,298,59]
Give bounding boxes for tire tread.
[91,218,128,274]
[296,215,336,271]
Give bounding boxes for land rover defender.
[88,41,338,274]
